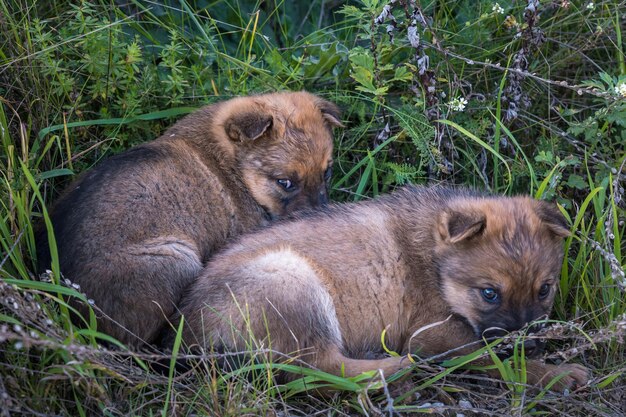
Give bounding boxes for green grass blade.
[37,107,198,141]
[436,119,512,192]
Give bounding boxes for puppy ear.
[438,209,486,244]
[225,112,273,142]
[534,200,571,238]
[317,99,344,128]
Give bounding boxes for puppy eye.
[276,179,294,191]
[481,288,499,303]
[538,283,551,299]
[324,166,333,182]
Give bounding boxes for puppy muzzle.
[481,325,546,359]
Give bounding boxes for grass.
[1,0,625,415]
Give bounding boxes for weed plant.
[1,0,625,415]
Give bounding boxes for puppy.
[36,91,342,348]
[175,186,589,390]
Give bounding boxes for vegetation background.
[0,0,625,415]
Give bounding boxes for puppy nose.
[523,339,538,356]
[318,190,329,206]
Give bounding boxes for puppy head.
[220,91,342,218]
[434,196,570,348]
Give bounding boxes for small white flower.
[449,97,469,112]
[586,2,595,9]
[614,82,626,97]
[492,3,505,14]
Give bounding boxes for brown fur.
[36,91,342,348]
[174,186,589,390]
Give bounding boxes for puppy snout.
[318,189,329,206]
[527,322,545,334]
[523,337,545,357]
[523,338,538,356]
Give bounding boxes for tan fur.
[36,91,341,348]
[173,186,589,390]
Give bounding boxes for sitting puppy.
[174,186,589,389]
[36,91,342,348]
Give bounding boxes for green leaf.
[566,174,587,190]
[35,169,74,181]
[391,105,435,156]
[534,150,554,165]
[351,67,376,91]
[392,65,413,82]
[596,372,623,389]
[386,162,421,185]
[598,71,615,87]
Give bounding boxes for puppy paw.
[551,363,590,390]
[526,361,590,391]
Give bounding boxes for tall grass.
[1,0,625,415]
